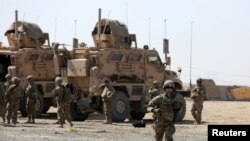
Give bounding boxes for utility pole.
[74,19,77,38]
[54,18,57,42]
[164,19,166,38]
[149,17,151,48]
[189,21,193,89]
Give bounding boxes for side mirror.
[177,67,182,78]
[163,39,169,54]
[73,38,78,48]
[165,57,171,65]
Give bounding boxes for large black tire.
[175,94,186,122]
[19,95,44,117]
[70,102,89,121]
[129,111,146,120]
[34,96,44,117]
[111,91,131,122]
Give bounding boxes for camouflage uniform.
[4,74,12,90]
[148,80,182,141]
[0,82,6,123]
[148,80,160,99]
[52,77,73,128]
[101,80,115,124]
[4,74,12,99]
[5,77,22,125]
[190,78,206,124]
[25,75,40,123]
[1,74,12,124]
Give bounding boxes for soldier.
[0,82,6,123]
[25,75,40,123]
[148,80,182,141]
[101,80,115,124]
[190,78,206,124]
[5,77,22,125]
[148,80,160,99]
[4,74,12,91]
[52,77,73,128]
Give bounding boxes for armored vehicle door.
[145,52,165,85]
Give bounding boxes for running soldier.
[5,77,22,125]
[52,77,73,128]
[148,80,183,141]
[101,80,115,124]
[25,75,41,123]
[190,78,206,124]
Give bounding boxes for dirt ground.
[1,98,250,141]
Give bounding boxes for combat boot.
[25,116,31,123]
[31,117,35,124]
[2,117,5,124]
[58,124,63,128]
[102,120,112,124]
[193,121,200,125]
[54,120,65,124]
[70,122,73,127]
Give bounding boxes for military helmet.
[12,77,20,84]
[55,77,63,83]
[5,74,11,79]
[196,78,202,83]
[27,75,34,81]
[153,80,159,86]
[162,80,175,89]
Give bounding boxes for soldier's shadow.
[176,120,209,125]
[37,113,58,120]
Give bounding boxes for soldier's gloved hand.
[147,107,153,112]
[151,108,155,112]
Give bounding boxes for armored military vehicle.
[0,10,186,122]
[0,11,70,117]
[55,10,186,122]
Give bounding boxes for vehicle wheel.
[34,96,44,117]
[70,102,89,121]
[19,95,27,117]
[129,111,146,120]
[111,91,131,122]
[175,93,186,122]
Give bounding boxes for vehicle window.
[148,56,162,66]
[128,54,142,62]
[110,53,123,62]
[44,53,54,60]
[28,54,39,61]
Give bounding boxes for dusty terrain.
[1,98,250,141]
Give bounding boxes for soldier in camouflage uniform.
[0,82,6,123]
[148,80,183,141]
[52,77,73,128]
[190,78,206,124]
[101,80,115,124]
[25,75,40,123]
[4,74,12,90]
[148,80,160,99]
[5,77,22,125]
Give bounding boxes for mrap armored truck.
[0,10,186,122]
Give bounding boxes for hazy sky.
[1,0,250,86]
